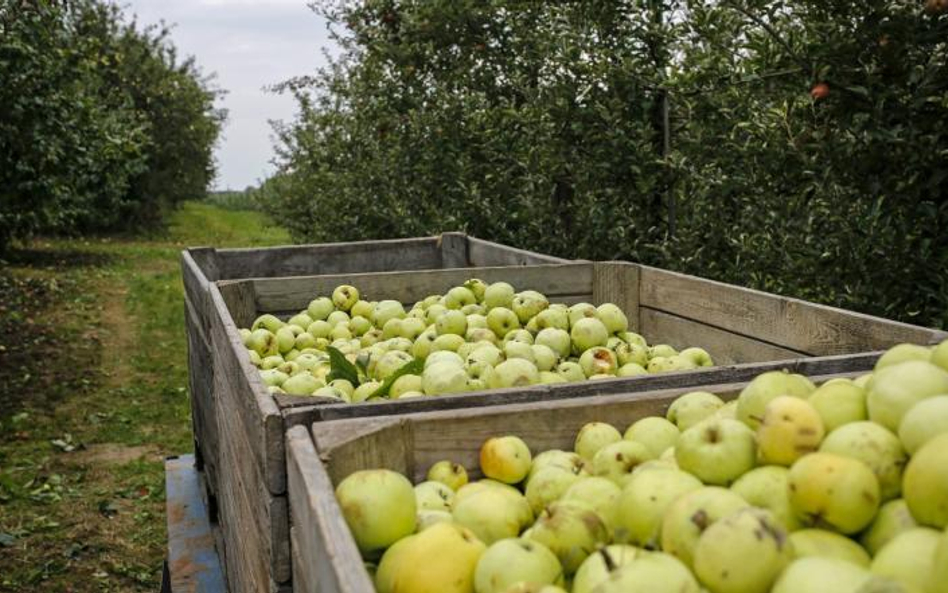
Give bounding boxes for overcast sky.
[119,0,335,190]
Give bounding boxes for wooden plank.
[240,263,595,313]
[593,262,641,331]
[215,236,442,279]
[217,280,258,329]
[639,307,805,364]
[185,294,219,498]
[639,266,947,355]
[466,237,570,266]
[209,284,286,495]
[438,232,470,268]
[291,527,315,593]
[286,426,376,593]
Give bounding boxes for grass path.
[0,202,289,591]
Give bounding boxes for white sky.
[118,0,335,190]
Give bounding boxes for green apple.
[693,508,793,593]
[571,545,639,593]
[931,339,948,371]
[570,318,609,354]
[660,486,749,569]
[559,477,621,531]
[252,313,284,332]
[487,359,539,389]
[771,557,872,593]
[898,395,948,454]
[623,417,679,458]
[666,391,725,431]
[423,361,471,395]
[528,344,556,372]
[526,502,609,574]
[487,307,521,339]
[788,529,870,566]
[807,380,867,432]
[757,395,825,466]
[567,303,598,327]
[875,343,934,370]
[285,313,312,331]
[675,418,756,485]
[788,452,880,534]
[306,297,334,321]
[574,422,622,460]
[425,303,447,325]
[417,509,454,531]
[621,331,647,348]
[259,368,289,387]
[528,450,586,483]
[614,468,702,547]
[483,282,515,310]
[328,378,354,398]
[351,380,381,403]
[819,421,906,501]
[535,328,571,358]
[466,327,499,345]
[617,363,648,377]
[860,498,918,555]
[466,343,504,367]
[902,432,948,528]
[373,300,406,328]
[538,371,566,384]
[481,435,532,484]
[375,522,485,593]
[590,552,700,593]
[647,344,677,359]
[556,361,585,382]
[525,466,582,515]
[390,373,422,398]
[307,319,332,339]
[499,584,566,593]
[294,331,318,350]
[326,310,350,327]
[579,347,618,377]
[247,328,279,357]
[453,487,533,545]
[331,284,359,311]
[335,468,417,555]
[731,466,802,532]
[679,346,714,368]
[466,313,488,330]
[415,480,456,512]
[736,370,815,430]
[535,308,569,331]
[504,329,534,345]
[432,333,466,353]
[374,350,413,381]
[591,440,654,487]
[435,309,467,336]
[505,340,536,363]
[615,342,648,367]
[595,303,628,335]
[869,527,941,593]
[425,350,464,369]
[412,328,438,359]
[427,460,469,491]
[281,372,321,396]
[398,317,426,340]
[867,360,948,431]
[932,525,948,591]
[474,538,563,593]
[445,286,477,310]
[512,290,550,324]
[350,299,374,320]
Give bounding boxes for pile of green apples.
[334,340,948,593]
[238,280,714,400]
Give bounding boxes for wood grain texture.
[185,294,219,497]
[594,262,641,331]
[209,284,286,495]
[438,232,469,268]
[286,426,376,593]
[240,263,595,313]
[217,280,258,329]
[639,307,806,364]
[639,266,947,354]
[466,237,569,266]
[216,236,442,279]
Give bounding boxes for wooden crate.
[182,233,566,592]
[285,369,862,593]
[207,260,946,593]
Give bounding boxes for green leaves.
[325,346,360,386]
[371,358,424,399]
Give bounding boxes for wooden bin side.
[638,266,948,358]
[209,283,291,590]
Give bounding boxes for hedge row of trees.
[264,0,948,329]
[0,0,225,251]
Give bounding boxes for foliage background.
[0,0,225,250]
[265,0,948,329]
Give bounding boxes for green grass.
[0,202,289,592]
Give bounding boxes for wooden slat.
[287,426,376,593]
[217,280,258,330]
[185,294,219,497]
[438,232,469,268]
[291,527,315,593]
[639,307,805,364]
[466,237,570,266]
[593,262,641,331]
[240,263,596,313]
[639,266,947,355]
[209,284,286,495]
[215,237,442,279]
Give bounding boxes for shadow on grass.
[1,247,114,270]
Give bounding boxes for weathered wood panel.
[241,263,596,314]
[209,284,286,494]
[215,236,443,279]
[639,307,805,364]
[639,266,948,354]
[185,294,218,495]
[438,232,469,268]
[593,262,641,331]
[466,237,569,266]
[287,426,376,593]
